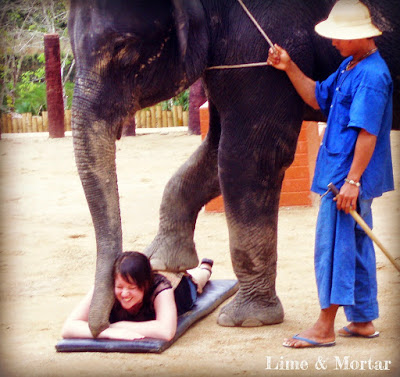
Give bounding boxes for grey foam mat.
[55,279,238,353]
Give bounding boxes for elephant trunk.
[72,76,123,337]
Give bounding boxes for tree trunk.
[188,79,206,135]
[44,33,64,138]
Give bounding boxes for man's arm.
[334,129,377,213]
[267,44,320,110]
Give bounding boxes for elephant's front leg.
[217,141,285,327]
[72,76,123,337]
[145,103,221,271]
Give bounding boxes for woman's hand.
[100,325,145,341]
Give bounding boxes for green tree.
[0,0,72,114]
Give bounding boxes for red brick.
[205,196,224,212]
[283,166,309,180]
[279,191,312,206]
[282,178,311,192]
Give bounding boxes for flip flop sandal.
[339,326,380,338]
[283,334,336,348]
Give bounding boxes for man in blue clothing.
[267,0,394,348]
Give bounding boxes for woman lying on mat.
[62,251,213,341]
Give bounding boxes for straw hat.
[315,0,382,40]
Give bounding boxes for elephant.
[68,0,400,337]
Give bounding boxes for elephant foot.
[217,290,284,327]
[144,232,199,272]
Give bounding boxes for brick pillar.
[44,33,65,138]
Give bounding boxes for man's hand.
[267,44,292,71]
[333,183,359,214]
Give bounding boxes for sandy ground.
[0,129,399,377]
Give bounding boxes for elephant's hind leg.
[216,126,287,327]
[144,102,221,271]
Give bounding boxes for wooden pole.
[172,106,178,127]
[146,110,151,128]
[183,111,189,127]
[11,117,18,133]
[1,113,7,133]
[32,116,38,132]
[44,33,65,138]
[26,113,33,133]
[42,111,48,132]
[150,106,156,128]
[37,115,43,132]
[328,182,400,273]
[177,105,183,126]
[17,117,23,132]
[64,109,71,131]
[140,110,146,128]
[162,110,168,127]
[7,113,12,133]
[167,111,173,127]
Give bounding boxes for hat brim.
[315,19,382,40]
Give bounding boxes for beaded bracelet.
[345,178,361,187]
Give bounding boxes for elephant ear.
[172,0,189,60]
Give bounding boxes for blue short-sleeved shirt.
[312,51,394,199]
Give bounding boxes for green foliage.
[173,89,190,111]
[13,54,47,115]
[160,89,190,111]
[64,81,74,110]
[14,82,46,114]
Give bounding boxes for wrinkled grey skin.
[68,0,400,336]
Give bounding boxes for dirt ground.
[0,129,399,377]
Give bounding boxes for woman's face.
[114,273,145,311]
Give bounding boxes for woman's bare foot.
[188,258,213,294]
[338,321,379,338]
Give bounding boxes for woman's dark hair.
[112,251,154,299]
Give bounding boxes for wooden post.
[162,110,168,127]
[26,113,33,133]
[7,113,12,133]
[155,105,161,128]
[177,105,183,126]
[146,110,151,128]
[140,110,146,128]
[167,111,173,127]
[44,34,65,138]
[42,111,48,132]
[17,117,23,132]
[172,106,178,126]
[183,111,189,127]
[11,117,18,133]
[1,113,7,133]
[150,106,156,128]
[37,116,43,132]
[32,116,38,132]
[64,109,72,131]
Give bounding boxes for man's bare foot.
[338,321,379,338]
[283,324,336,348]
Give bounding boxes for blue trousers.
[315,193,378,322]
